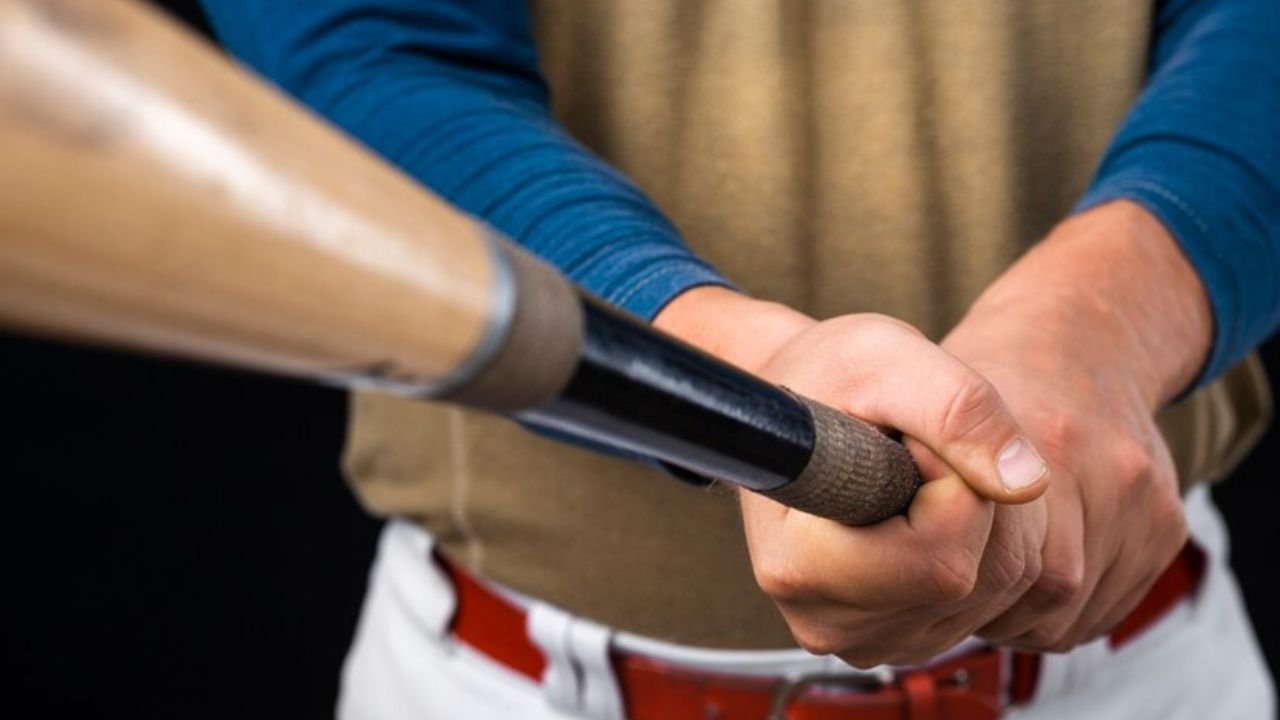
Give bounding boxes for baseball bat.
[0,0,919,525]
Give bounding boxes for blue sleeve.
[1076,0,1280,386]
[198,0,731,322]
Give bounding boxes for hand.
[734,314,1049,667]
[651,285,815,372]
[941,200,1212,651]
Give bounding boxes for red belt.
[440,543,1204,720]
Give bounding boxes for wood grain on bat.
[0,0,497,390]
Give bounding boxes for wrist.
[966,201,1212,408]
[652,285,814,373]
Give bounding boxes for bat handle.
[762,394,922,526]
[484,243,920,525]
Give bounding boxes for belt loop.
[528,602,626,720]
[528,604,581,713]
[568,617,625,720]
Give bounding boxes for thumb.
[924,373,1049,502]
[850,355,1049,504]
[907,429,1048,503]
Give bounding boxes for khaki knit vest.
[342,0,1270,648]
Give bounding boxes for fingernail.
[996,437,1047,491]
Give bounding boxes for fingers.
[976,437,1187,651]
[832,326,1049,504]
[742,476,999,664]
[1076,516,1188,644]
[901,438,951,483]
[759,315,1048,504]
[1076,556,1161,645]
[743,313,1058,663]
[965,502,1046,614]
[977,487,1086,647]
[741,475,993,612]
[1073,449,1189,643]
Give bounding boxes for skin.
[652,199,1211,666]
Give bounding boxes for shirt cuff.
[578,251,736,322]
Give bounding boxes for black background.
[3,2,1276,717]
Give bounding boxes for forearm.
[964,201,1211,411]
[200,0,729,321]
[652,287,814,372]
[1077,0,1280,385]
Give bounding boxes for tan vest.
[343,0,1271,649]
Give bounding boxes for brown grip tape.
[443,241,583,412]
[760,396,921,526]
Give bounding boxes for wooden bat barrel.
[0,0,919,525]
[0,0,497,392]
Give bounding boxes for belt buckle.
[766,667,895,720]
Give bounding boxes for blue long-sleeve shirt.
[202,0,1280,387]
[1076,0,1280,383]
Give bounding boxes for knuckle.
[1152,495,1188,538]
[1036,414,1080,457]
[1012,521,1046,591]
[934,374,1003,446]
[987,522,1042,594]
[1034,561,1085,607]
[837,314,918,357]
[753,559,807,602]
[928,546,981,602]
[791,625,847,658]
[1044,631,1085,654]
[1112,438,1155,488]
[1021,624,1070,652]
[1001,549,1036,597]
[1019,545,1045,592]
[982,537,1028,592]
